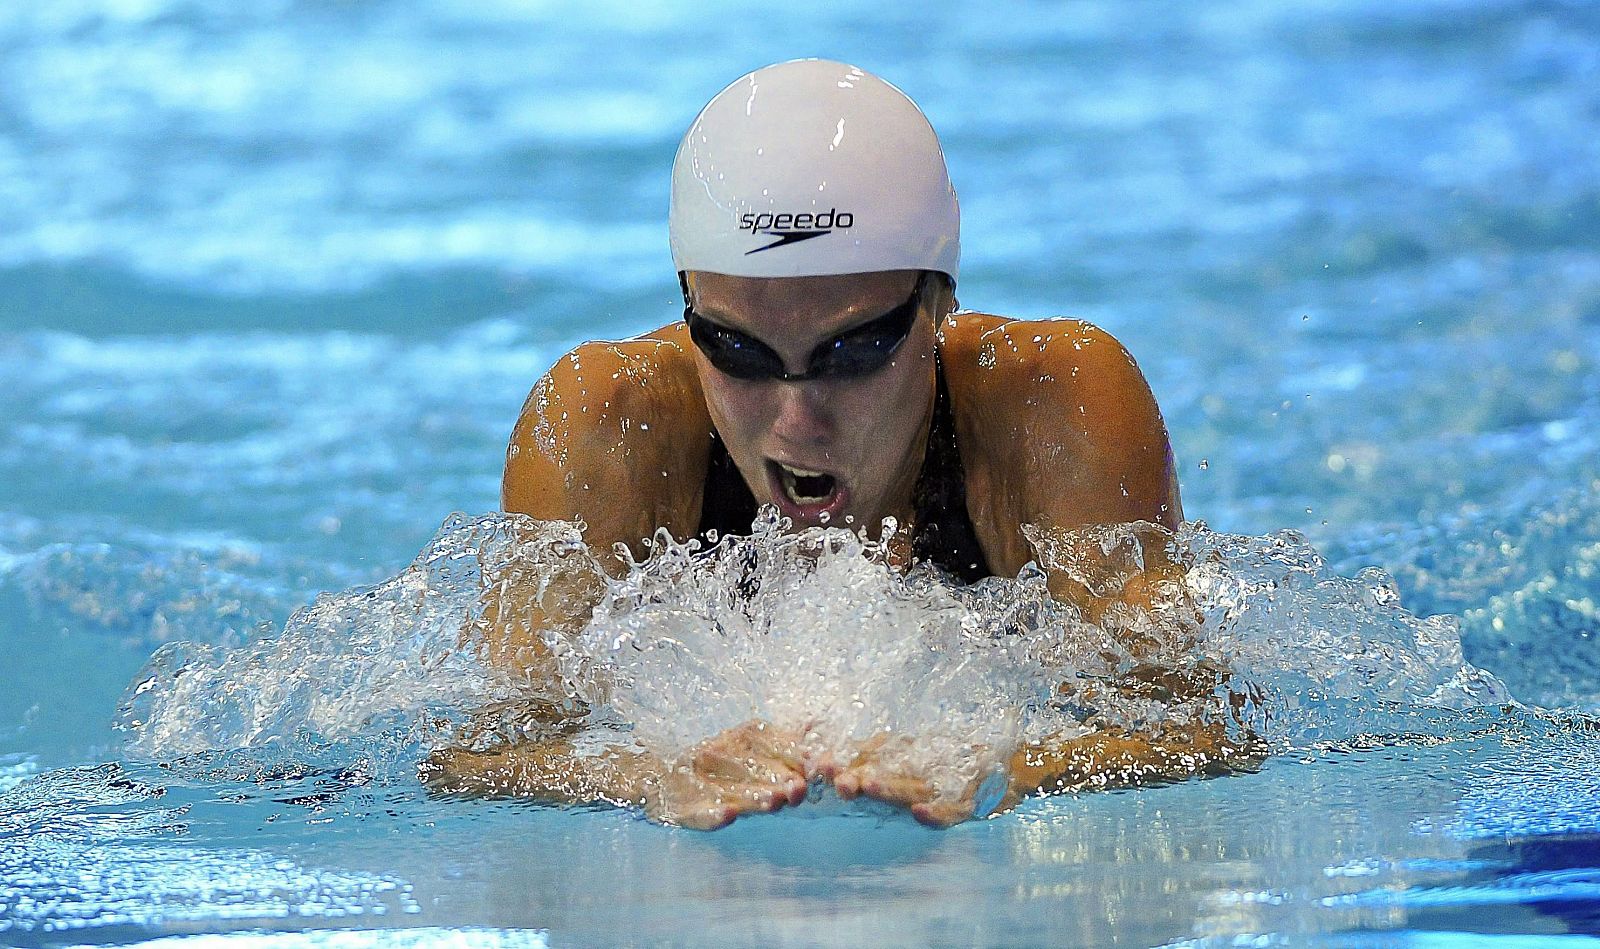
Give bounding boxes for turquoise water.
[4,0,1600,944]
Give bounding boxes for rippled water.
[4,0,1600,944]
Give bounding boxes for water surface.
[4,0,1600,944]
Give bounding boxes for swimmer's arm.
[987,327,1263,795]
[422,737,656,807]
[483,335,711,671]
[1006,720,1262,798]
[422,721,810,830]
[825,663,1261,827]
[829,689,1262,826]
[502,336,709,568]
[1004,656,1266,809]
[430,336,723,804]
[995,321,1189,630]
[1004,320,1182,532]
[944,317,1192,633]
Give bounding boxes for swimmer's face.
[684,269,945,531]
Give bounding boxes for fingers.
[647,722,1007,831]
[650,769,807,830]
[647,721,816,830]
[671,801,740,831]
[835,769,935,808]
[830,732,923,802]
[836,761,980,828]
[828,735,1010,830]
[691,721,807,783]
[911,799,973,828]
[691,742,802,786]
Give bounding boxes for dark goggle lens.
[686,318,789,379]
[685,278,923,382]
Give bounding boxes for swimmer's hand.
[818,733,1014,828]
[647,720,811,831]
[420,720,807,830]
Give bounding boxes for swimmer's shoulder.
[939,311,1148,430]
[938,311,1141,392]
[938,311,1180,529]
[503,323,711,553]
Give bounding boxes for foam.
[119,511,1512,804]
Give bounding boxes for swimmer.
[425,59,1257,828]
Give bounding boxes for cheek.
[843,357,933,449]
[699,372,772,440]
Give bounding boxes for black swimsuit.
[696,359,993,583]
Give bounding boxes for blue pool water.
[4,0,1600,944]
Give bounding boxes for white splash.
[116,514,590,758]
[119,510,1513,791]
[549,515,1113,796]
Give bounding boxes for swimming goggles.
[683,275,926,382]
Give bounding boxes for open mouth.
[776,463,836,503]
[766,459,847,521]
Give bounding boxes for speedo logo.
[740,209,855,255]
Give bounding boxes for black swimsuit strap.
[698,426,761,540]
[696,356,992,583]
[910,356,992,583]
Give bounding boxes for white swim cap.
[670,59,960,283]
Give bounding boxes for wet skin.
[684,271,938,533]
[502,268,1182,571]
[446,269,1247,828]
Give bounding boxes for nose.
[770,381,834,447]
